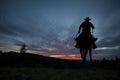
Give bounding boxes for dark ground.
[0,52,120,80]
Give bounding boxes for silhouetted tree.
[102,58,107,62]
[20,44,26,53]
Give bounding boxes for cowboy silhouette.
[77,17,97,49]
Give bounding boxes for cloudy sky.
[0,0,120,60]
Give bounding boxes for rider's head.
[84,17,91,21]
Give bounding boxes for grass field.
[0,53,120,80]
[0,65,119,80]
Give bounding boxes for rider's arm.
[90,23,95,33]
[78,27,81,33]
[78,23,83,33]
[91,23,95,29]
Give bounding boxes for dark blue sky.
[0,0,120,60]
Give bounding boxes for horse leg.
[80,49,84,60]
[89,48,92,62]
[84,49,88,62]
[82,49,87,62]
[81,49,86,62]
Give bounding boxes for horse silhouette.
[75,32,95,62]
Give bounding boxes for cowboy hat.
[84,17,91,20]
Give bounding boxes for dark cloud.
[98,34,120,47]
[0,0,120,59]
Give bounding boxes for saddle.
[75,32,96,48]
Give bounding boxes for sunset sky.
[0,0,120,60]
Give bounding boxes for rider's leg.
[93,41,97,49]
[88,34,97,49]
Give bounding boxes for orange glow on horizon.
[49,54,81,60]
